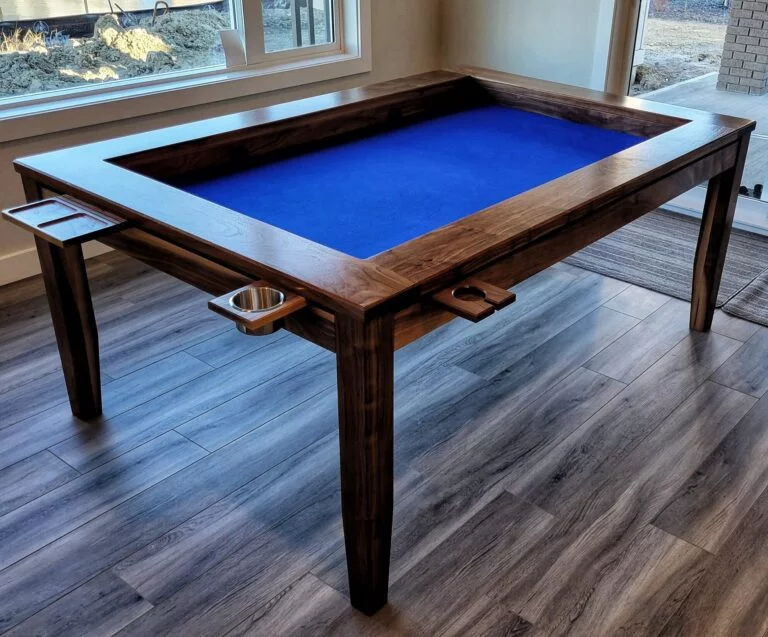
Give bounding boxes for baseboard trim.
[0,242,113,287]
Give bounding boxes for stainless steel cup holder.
[229,286,285,335]
[229,287,285,313]
[210,282,306,338]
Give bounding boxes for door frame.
[608,0,768,234]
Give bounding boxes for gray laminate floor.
[1,252,768,636]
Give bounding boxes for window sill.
[0,51,372,144]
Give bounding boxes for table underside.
[175,105,644,259]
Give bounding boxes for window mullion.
[241,0,268,65]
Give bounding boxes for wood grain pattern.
[51,336,321,471]
[603,284,671,320]
[0,380,340,632]
[584,298,691,383]
[452,307,638,431]
[34,237,102,419]
[6,66,760,623]
[224,574,348,637]
[710,310,761,342]
[375,132,739,287]
[0,450,79,517]
[463,65,689,136]
[2,571,152,637]
[5,253,768,634]
[455,273,629,380]
[311,366,491,596]
[0,351,212,474]
[459,65,759,131]
[2,197,128,247]
[184,327,288,369]
[97,290,227,379]
[318,367,624,600]
[391,262,586,357]
[442,598,534,637]
[313,350,629,601]
[653,392,768,553]
[657,484,768,637]
[710,327,768,397]
[208,282,307,335]
[175,352,335,451]
[415,367,626,497]
[113,361,483,611]
[110,437,343,636]
[431,277,516,322]
[691,136,750,331]
[0,368,82,430]
[101,228,338,352]
[524,522,708,637]
[365,492,552,636]
[20,158,416,320]
[389,141,738,347]
[110,434,341,614]
[335,313,395,615]
[514,381,754,627]
[0,431,206,572]
[116,72,475,182]
[16,68,755,328]
[510,334,745,518]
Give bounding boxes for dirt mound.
[95,14,171,62]
[0,9,228,97]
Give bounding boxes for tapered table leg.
[691,137,750,332]
[335,313,395,616]
[35,236,102,419]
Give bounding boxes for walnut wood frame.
[12,67,754,615]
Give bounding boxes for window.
[262,0,334,54]
[0,0,344,101]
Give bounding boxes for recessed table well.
[177,105,643,258]
[4,67,755,616]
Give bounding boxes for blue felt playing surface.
[180,106,644,258]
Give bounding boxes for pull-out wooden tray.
[2,197,128,247]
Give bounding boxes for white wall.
[0,0,441,284]
[442,0,616,91]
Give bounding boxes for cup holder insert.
[229,287,285,313]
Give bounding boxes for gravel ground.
[631,17,725,95]
[649,0,730,24]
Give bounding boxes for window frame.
[239,0,343,62]
[0,0,371,143]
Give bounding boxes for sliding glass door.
[631,0,768,232]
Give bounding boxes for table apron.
[29,138,739,352]
[99,228,338,352]
[393,139,741,349]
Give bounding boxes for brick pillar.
[718,1,768,94]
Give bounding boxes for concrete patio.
[643,71,768,191]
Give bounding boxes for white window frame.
[0,0,372,143]
[239,0,343,62]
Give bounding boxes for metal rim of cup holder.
[229,286,285,314]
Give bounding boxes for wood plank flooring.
[1,251,768,636]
